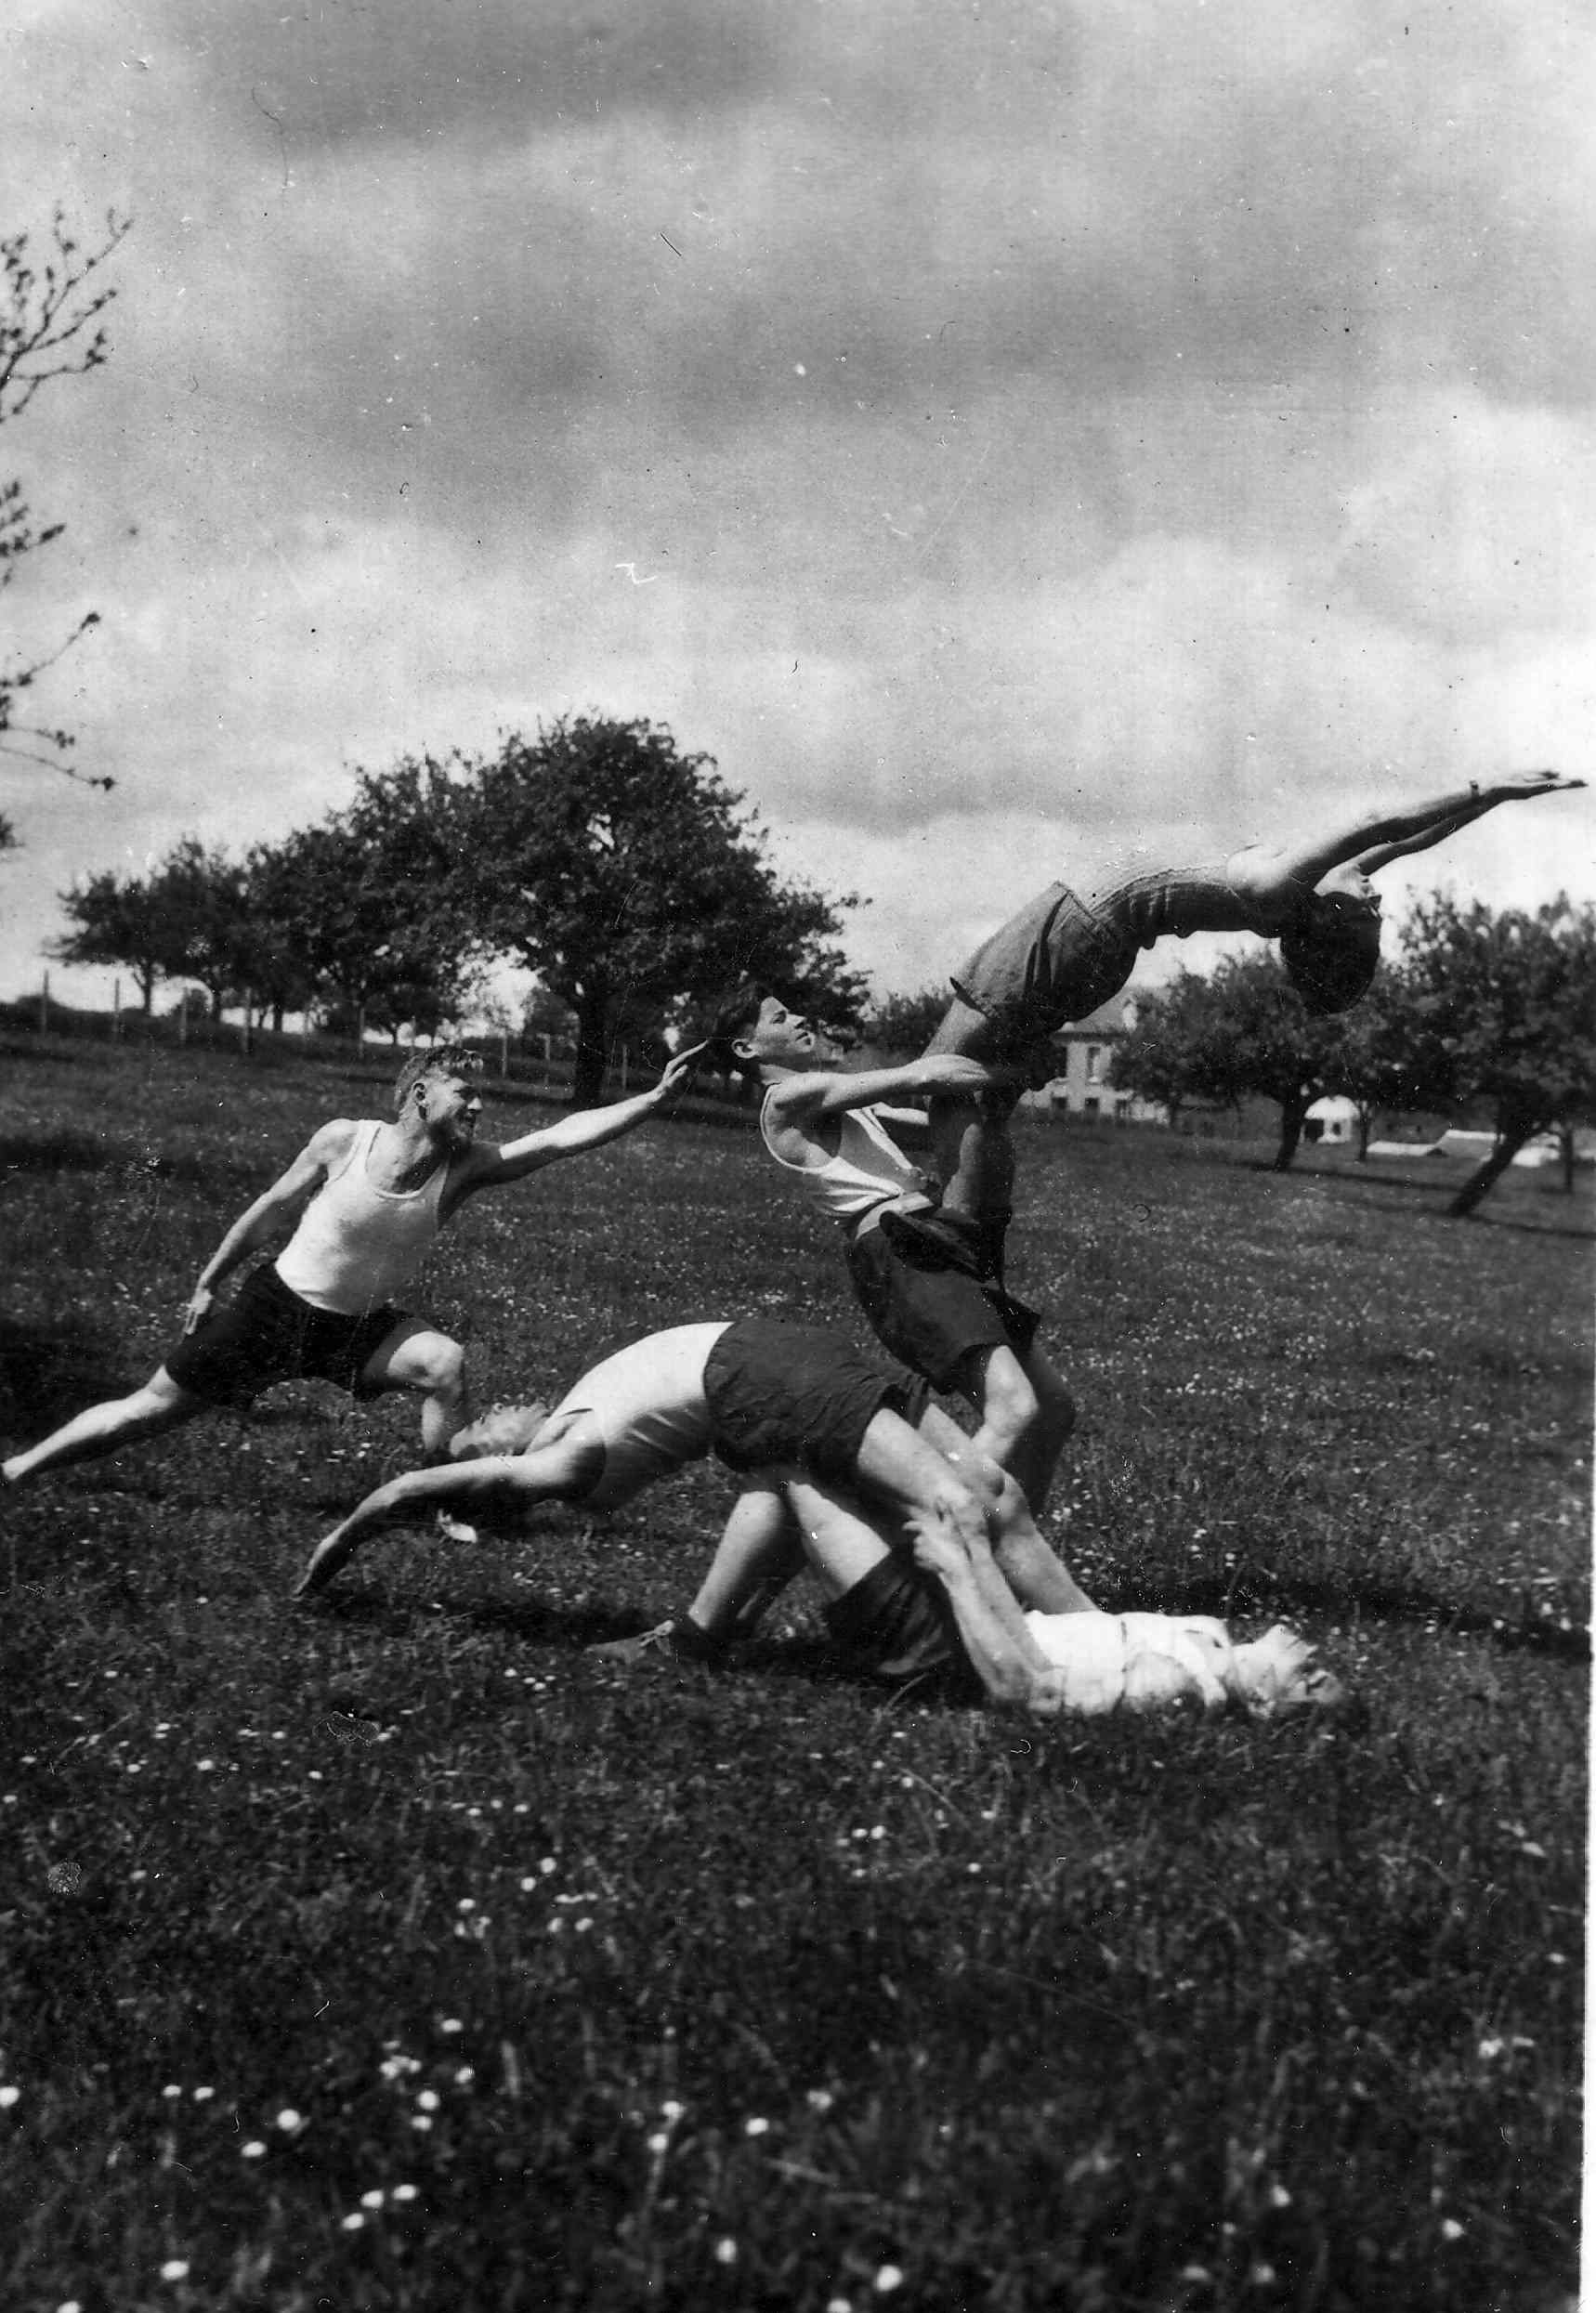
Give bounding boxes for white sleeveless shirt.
[275,1120,450,1314]
[548,1323,726,1510]
[759,1091,931,1224]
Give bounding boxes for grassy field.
[1,1037,1588,2313]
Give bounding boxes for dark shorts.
[845,1209,1039,1394]
[163,1262,410,1411]
[824,1551,985,1702]
[948,882,1137,1059]
[702,1314,931,1485]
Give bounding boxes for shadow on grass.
[1125,1567,1589,1662]
[300,1584,989,1704]
[0,1312,131,1435]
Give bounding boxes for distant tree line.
[50,716,868,1104]
[1105,896,1596,1217]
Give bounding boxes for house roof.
[1052,993,1136,1039]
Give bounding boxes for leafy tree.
[48,865,178,1009]
[1107,975,1230,1135]
[1317,968,1429,1160]
[1,208,130,843]
[858,984,953,1057]
[151,839,252,1019]
[1394,895,1596,1216]
[248,761,476,1039]
[447,716,866,1104]
[1111,955,1346,1170]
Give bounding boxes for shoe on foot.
[435,1509,479,1545]
[587,1617,724,1668]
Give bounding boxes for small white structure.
[1431,1128,1563,1170]
[1302,1096,1359,1145]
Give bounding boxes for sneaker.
[587,1618,723,1668]
[435,1509,479,1545]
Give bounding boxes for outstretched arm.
[451,1045,704,1201]
[184,1120,354,1333]
[1261,771,1584,900]
[767,1051,1014,1127]
[293,1420,602,1598]
[907,1503,1057,1711]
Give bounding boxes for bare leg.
[684,1483,806,1640]
[915,1402,1092,1613]
[360,1322,471,1459]
[951,1340,1074,1513]
[3,1367,210,1488]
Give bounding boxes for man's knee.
[386,1333,467,1401]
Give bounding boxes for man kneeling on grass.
[292,1314,1090,1636]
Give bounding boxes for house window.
[1085,1044,1103,1084]
[1083,1095,1100,1117]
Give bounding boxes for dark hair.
[1279,907,1381,1016]
[394,1041,484,1113]
[702,982,769,1074]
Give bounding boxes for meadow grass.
[1,1038,1588,2312]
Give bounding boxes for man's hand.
[182,1285,218,1337]
[906,1498,975,1583]
[649,1041,707,1103]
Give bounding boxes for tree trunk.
[1355,1106,1375,1161]
[1559,1124,1576,1194]
[570,998,610,1108]
[1449,1124,1536,1218]
[1271,1093,1312,1172]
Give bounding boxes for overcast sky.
[5,0,1592,1011]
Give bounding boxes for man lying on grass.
[4,1042,702,1493]
[291,1314,1092,1634]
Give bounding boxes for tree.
[858,984,954,1057]
[49,866,178,1010]
[247,761,477,1041]
[1317,968,1428,1161]
[1108,975,1230,1135]
[1110,955,1347,1170]
[447,716,866,1104]
[1,208,130,842]
[1394,895,1596,1217]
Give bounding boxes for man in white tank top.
[3,1040,701,1494]
[704,992,1078,1586]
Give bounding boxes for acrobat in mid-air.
[713,771,1587,1324]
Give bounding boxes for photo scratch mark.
[252,87,290,190]
[615,562,660,585]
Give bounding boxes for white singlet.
[759,1091,931,1225]
[547,1322,730,1511]
[275,1121,450,1315]
[1023,1610,1332,1718]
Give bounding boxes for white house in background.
[1019,995,1168,1123]
[1303,1095,1360,1145]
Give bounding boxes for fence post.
[241,987,255,1056]
[40,970,49,1034]
[178,990,188,1047]
[112,978,123,1039]
[500,1028,509,1078]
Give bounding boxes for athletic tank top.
[1082,854,1260,948]
[759,1091,932,1224]
[549,1323,726,1511]
[274,1120,450,1314]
